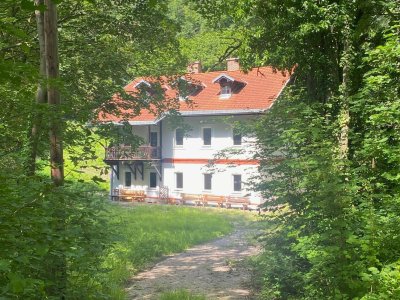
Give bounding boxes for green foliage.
[0,176,111,298]
[168,0,239,71]
[0,176,242,298]
[250,18,400,300]
[189,1,400,299]
[0,1,192,298]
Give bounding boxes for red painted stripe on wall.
[162,158,259,165]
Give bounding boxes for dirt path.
[126,223,261,299]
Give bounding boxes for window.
[149,172,157,188]
[125,172,132,187]
[233,131,242,145]
[176,172,183,189]
[175,128,184,146]
[233,174,242,192]
[150,132,158,147]
[204,174,212,190]
[221,85,232,95]
[203,128,212,146]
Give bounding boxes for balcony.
[105,145,161,161]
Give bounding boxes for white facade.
[109,114,263,205]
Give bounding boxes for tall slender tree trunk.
[338,22,352,162]
[26,0,47,175]
[44,2,66,298]
[44,0,63,186]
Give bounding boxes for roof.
[98,66,291,124]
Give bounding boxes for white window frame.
[232,128,242,146]
[125,171,132,187]
[149,172,157,189]
[175,172,183,190]
[220,84,232,99]
[233,174,242,193]
[203,173,212,191]
[202,127,212,147]
[174,128,184,147]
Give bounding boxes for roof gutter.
[179,109,264,117]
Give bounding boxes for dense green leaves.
[0,177,111,298]
[192,0,400,299]
[0,0,187,298]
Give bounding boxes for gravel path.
[126,224,260,299]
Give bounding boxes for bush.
[0,175,112,299]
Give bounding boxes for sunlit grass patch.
[159,289,206,300]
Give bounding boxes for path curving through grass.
[102,203,253,298]
[126,217,260,299]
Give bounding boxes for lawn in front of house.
[100,204,251,299]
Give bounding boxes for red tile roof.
[98,66,290,123]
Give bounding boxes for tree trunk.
[338,23,351,161]
[44,2,66,298]
[26,0,47,176]
[44,0,63,186]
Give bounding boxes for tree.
[0,0,185,297]
[193,0,400,298]
[44,0,63,186]
[168,0,240,71]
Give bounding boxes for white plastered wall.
[110,114,263,204]
[162,115,257,160]
[163,163,262,204]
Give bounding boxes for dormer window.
[212,73,245,99]
[174,77,203,101]
[134,80,153,102]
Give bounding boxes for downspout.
[160,120,163,182]
[110,168,114,201]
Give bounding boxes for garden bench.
[202,194,225,208]
[118,189,146,202]
[225,196,250,210]
[180,193,204,206]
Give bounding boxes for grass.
[159,289,206,300]
[39,131,110,190]
[101,204,251,298]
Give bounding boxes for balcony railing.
[105,145,160,160]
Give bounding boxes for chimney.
[187,61,202,74]
[226,58,240,71]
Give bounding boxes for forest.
[1,0,399,299]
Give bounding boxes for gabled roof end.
[212,73,236,84]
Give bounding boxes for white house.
[99,59,290,206]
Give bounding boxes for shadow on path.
[126,224,260,299]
